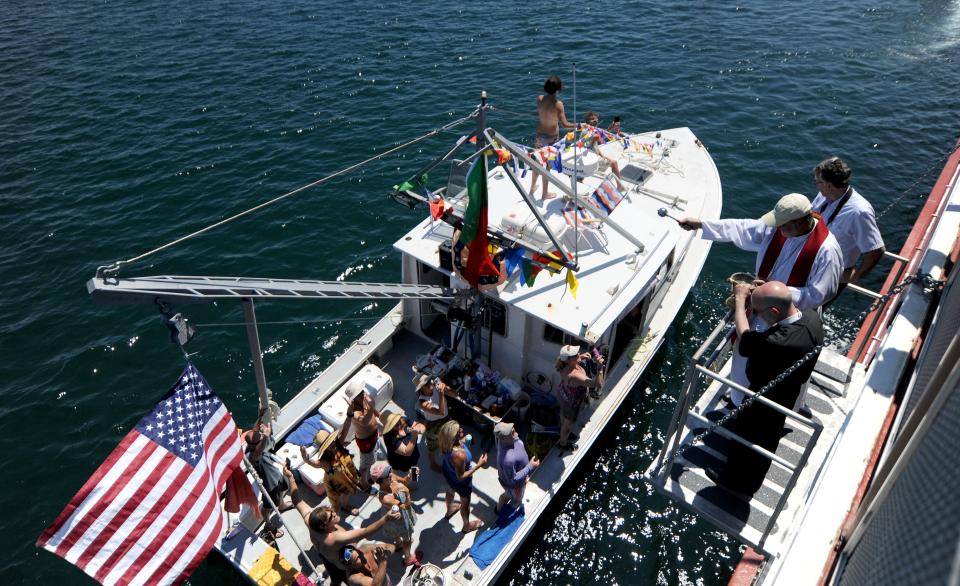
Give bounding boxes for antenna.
[571,62,577,127]
[572,62,579,265]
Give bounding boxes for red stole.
[757,215,829,286]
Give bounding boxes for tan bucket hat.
[379,410,403,435]
[313,429,337,455]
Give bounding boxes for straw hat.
[380,410,403,435]
[313,429,337,455]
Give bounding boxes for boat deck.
[644,347,867,557]
[222,329,572,585]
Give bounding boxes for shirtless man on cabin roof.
[531,75,576,200]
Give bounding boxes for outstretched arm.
[284,469,313,521]
[333,511,399,546]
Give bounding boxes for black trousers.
[719,382,803,494]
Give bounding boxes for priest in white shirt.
[678,193,843,310]
[811,157,885,302]
[679,193,843,407]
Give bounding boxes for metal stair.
[644,319,859,557]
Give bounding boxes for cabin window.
[447,159,471,199]
[481,298,507,337]
[542,323,578,346]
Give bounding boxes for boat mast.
[241,299,272,418]
[473,90,489,365]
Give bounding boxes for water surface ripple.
[2,1,958,584]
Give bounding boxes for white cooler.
[317,364,394,430]
[561,147,600,179]
[278,443,326,497]
[275,442,306,470]
[500,202,568,249]
[299,463,327,497]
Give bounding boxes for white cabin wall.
[485,298,526,381]
[523,319,565,392]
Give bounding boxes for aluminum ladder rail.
[646,314,824,555]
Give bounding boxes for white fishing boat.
[84,95,722,585]
[644,139,960,585]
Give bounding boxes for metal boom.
[87,275,454,305]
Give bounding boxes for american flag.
[37,362,249,585]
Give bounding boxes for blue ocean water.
[1,1,958,584]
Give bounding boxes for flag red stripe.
[214,441,242,492]
[113,466,217,585]
[144,485,222,585]
[37,433,141,549]
[170,503,227,585]
[203,411,239,489]
[91,458,193,582]
[74,448,178,569]
[53,438,160,558]
[128,477,220,585]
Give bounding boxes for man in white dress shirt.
[812,157,885,303]
[679,193,843,310]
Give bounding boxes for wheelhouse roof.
[394,126,720,342]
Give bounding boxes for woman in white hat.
[555,344,604,452]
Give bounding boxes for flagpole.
[241,455,321,580]
[476,90,487,151]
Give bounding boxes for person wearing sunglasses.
[340,542,395,586]
[283,468,399,586]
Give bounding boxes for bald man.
[705,281,823,497]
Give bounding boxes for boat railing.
[652,312,824,552]
[846,250,910,364]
